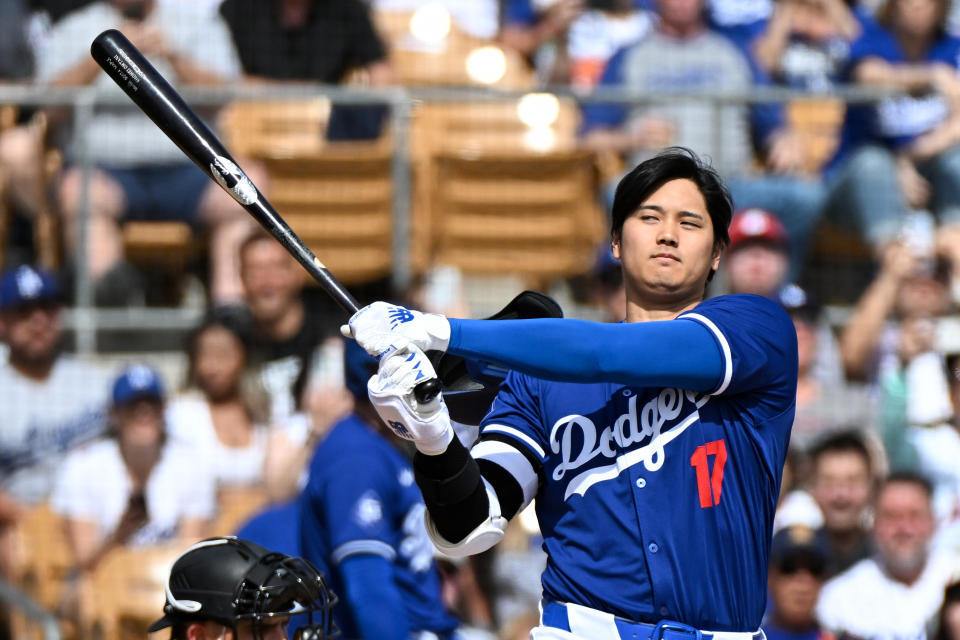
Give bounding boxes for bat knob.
[413,378,442,405]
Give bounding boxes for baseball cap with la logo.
[0,265,62,311]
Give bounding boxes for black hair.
[809,429,873,475]
[184,306,254,390]
[610,147,732,281]
[880,470,935,501]
[935,581,960,640]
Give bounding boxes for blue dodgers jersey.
[480,295,797,631]
[299,414,458,638]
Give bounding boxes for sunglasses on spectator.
[776,555,826,578]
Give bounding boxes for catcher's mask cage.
[148,537,339,640]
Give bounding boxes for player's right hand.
[341,301,451,357]
[368,345,454,455]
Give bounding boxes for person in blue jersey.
[822,0,960,252]
[343,147,799,637]
[298,338,460,640]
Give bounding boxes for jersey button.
[648,542,659,553]
[635,478,646,489]
[660,606,669,617]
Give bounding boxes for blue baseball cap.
[0,265,62,311]
[112,364,165,406]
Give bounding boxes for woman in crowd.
[166,309,268,488]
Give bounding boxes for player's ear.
[711,244,721,272]
[611,235,621,260]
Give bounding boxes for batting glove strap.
[343,302,451,357]
[368,382,454,456]
[425,479,506,558]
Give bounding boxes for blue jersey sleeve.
[339,554,410,640]
[315,455,398,565]
[580,47,630,134]
[678,294,797,410]
[479,370,549,463]
[447,315,725,390]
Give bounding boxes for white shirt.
[51,438,216,547]
[0,356,110,503]
[817,553,960,640]
[165,393,268,488]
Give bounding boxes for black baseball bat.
[90,29,440,403]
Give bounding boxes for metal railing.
[0,576,60,640]
[0,82,898,353]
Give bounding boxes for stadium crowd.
[3,0,960,639]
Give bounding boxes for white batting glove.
[368,345,454,455]
[341,301,451,358]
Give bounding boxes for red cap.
[728,208,787,252]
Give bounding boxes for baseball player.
[298,339,460,640]
[345,147,799,638]
[147,536,338,640]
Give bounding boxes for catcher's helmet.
[148,537,338,639]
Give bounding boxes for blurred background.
[3,0,960,638]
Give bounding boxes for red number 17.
[690,439,728,508]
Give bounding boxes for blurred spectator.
[783,284,876,447]
[37,0,255,305]
[937,581,960,640]
[752,0,870,91]
[821,0,960,252]
[723,208,791,296]
[817,472,960,639]
[219,0,392,141]
[892,342,960,534]
[588,246,626,322]
[298,339,460,640]
[840,239,953,383]
[238,231,344,425]
[773,447,824,533]
[0,0,36,81]
[0,0,46,267]
[0,265,109,507]
[51,365,214,571]
[165,308,268,489]
[808,430,876,579]
[581,0,824,273]
[762,525,832,640]
[707,0,773,50]
[501,0,653,88]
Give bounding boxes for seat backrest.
[81,545,182,640]
[220,99,332,158]
[432,149,605,284]
[787,98,845,173]
[14,503,74,610]
[211,485,271,537]
[259,141,396,285]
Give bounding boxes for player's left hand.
[341,301,451,357]
[368,345,454,455]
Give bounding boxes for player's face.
[194,325,246,402]
[0,303,62,366]
[873,482,935,577]
[810,451,872,532]
[723,244,788,297]
[241,240,304,324]
[613,178,720,312]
